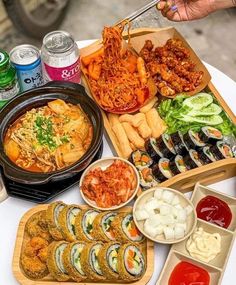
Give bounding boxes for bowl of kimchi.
[79,157,140,210]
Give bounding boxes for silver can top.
[43,30,75,54]
[10,44,40,65]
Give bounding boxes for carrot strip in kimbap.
[156,134,176,158]
[210,141,234,160]
[183,149,202,170]
[117,244,146,281]
[198,146,216,165]
[170,132,188,155]
[145,138,163,162]
[199,126,223,144]
[152,158,173,182]
[75,209,100,241]
[98,242,121,280]
[112,213,144,243]
[169,155,188,175]
[129,150,153,169]
[139,167,159,189]
[92,212,117,242]
[183,130,205,149]
[62,242,86,282]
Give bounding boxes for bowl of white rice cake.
[133,187,197,244]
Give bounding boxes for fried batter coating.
[21,254,48,279]
[38,247,48,263]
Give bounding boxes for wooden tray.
[156,183,236,285]
[12,205,154,285]
[80,27,236,193]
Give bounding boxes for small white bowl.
[79,157,140,211]
[133,187,197,244]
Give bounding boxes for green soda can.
[0,49,20,108]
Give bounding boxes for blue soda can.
[9,44,44,92]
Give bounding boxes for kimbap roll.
[80,242,105,281]
[47,241,69,281]
[152,158,173,182]
[183,149,203,170]
[62,241,86,282]
[46,201,65,240]
[156,134,176,158]
[92,211,118,242]
[170,132,188,155]
[98,242,121,280]
[58,204,82,242]
[183,130,205,149]
[117,243,146,281]
[169,155,188,175]
[210,141,234,160]
[145,138,163,162]
[199,126,223,144]
[112,213,144,243]
[198,146,216,165]
[139,167,159,189]
[129,150,153,169]
[75,209,100,241]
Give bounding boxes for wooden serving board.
[80,27,236,193]
[12,205,154,285]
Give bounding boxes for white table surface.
[0,40,235,285]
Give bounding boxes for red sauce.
[196,195,232,228]
[168,261,210,285]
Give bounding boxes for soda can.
[10,44,44,92]
[41,30,81,84]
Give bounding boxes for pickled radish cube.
[155,225,164,235]
[176,209,187,222]
[172,195,180,206]
[154,188,163,200]
[135,210,149,221]
[172,207,179,218]
[144,199,159,211]
[175,223,187,232]
[148,214,162,227]
[155,200,165,210]
[160,204,172,216]
[145,209,156,216]
[164,227,175,240]
[162,190,174,204]
[174,226,185,239]
[144,220,161,237]
[185,205,193,215]
[161,215,175,225]
[175,204,183,210]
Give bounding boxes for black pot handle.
[44,81,86,93]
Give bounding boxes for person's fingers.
[156,1,167,11]
[165,5,179,20]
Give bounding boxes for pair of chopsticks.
[115,0,161,26]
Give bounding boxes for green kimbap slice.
[183,149,202,169]
[90,243,103,277]
[183,130,205,149]
[129,150,153,169]
[156,134,176,158]
[210,141,234,160]
[169,155,188,175]
[199,146,216,165]
[170,132,188,155]
[152,158,173,182]
[139,167,159,189]
[199,126,223,143]
[145,138,164,162]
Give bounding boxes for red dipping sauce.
[168,261,210,285]
[196,195,232,228]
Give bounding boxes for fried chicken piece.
[21,254,48,279]
[24,237,49,257]
[38,247,48,263]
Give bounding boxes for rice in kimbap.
[152,158,173,182]
[156,134,176,158]
[169,155,188,175]
[92,211,117,242]
[62,242,86,282]
[183,149,202,170]
[47,241,69,281]
[145,138,163,162]
[80,242,105,281]
[199,126,223,144]
[98,242,121,280]
[139,167,159,189]
[129,150,153,169]
[198,146,216,165]
[210,141,234,160]
[117,243,146,281]
[75,209,100,241]
[112,213,144,243]
[183,130,205,149]
[170,132,188,155]
[58,204,81,242]
[46,202,65,240]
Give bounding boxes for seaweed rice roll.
[210,141,234,160]
[139,167,159,189]
[183,130,205,149]
[145,138,163,162]
[152,158,173,182]
[156,134,176,158]
[198,146,216,165]
[129,150,153,169]
[117,243,146,281]
[199,126,223,144]
[169,155,188,175]
[170,132,188,155]
[183,149,202,170]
